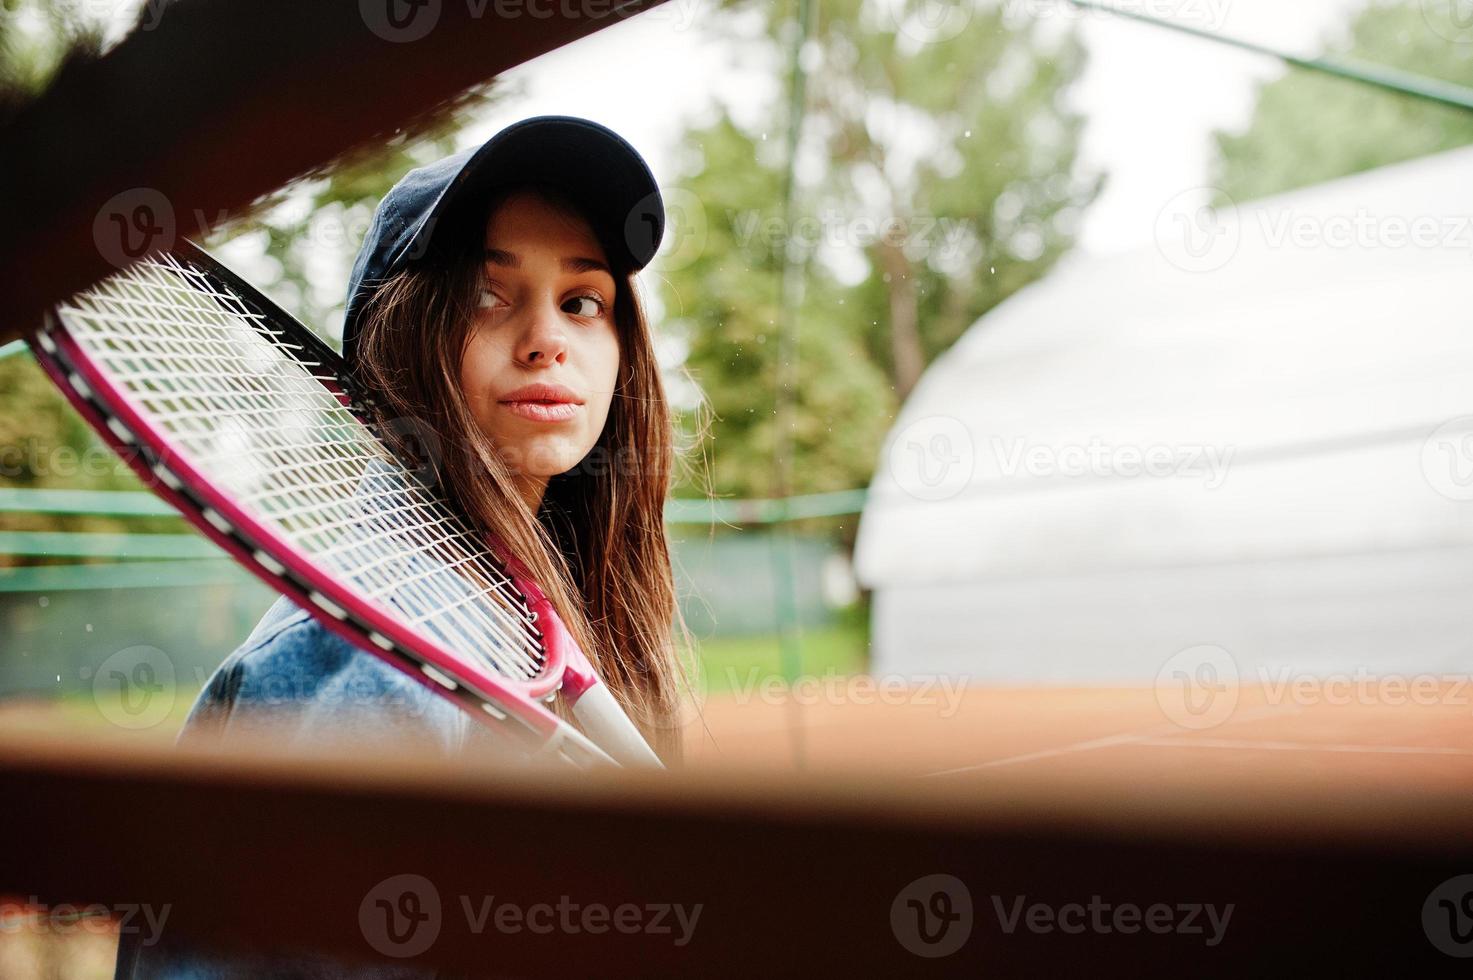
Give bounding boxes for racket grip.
[570,683,664,769]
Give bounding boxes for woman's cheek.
[458,341,499,433]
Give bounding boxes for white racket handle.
[571,683,664,768]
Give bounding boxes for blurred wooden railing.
[2,728,1471,975]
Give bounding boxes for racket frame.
[30,246,629,768]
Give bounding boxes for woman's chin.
[495,435,589,480]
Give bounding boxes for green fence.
[0,485,866,700]
[0,339,869,702]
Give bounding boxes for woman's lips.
[498,400,580,423]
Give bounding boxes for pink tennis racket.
[30,240,662,769]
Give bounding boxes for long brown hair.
[352,182,691,762]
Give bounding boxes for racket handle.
[571,683,665,769]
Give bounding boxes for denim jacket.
[112,593,515,979]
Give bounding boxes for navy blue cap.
[341,114,665,371]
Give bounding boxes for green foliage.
[0,355,187,564]
[0,0,103,123]
[664,0,1100,501]
[203,84,508,335]
[1212,0,1473,204]
[691,613,870,694]
[664,115,896,500]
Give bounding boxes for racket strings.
[56,253,548,682]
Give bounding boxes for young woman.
[114,115,692,979]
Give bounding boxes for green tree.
[202,83,507,336]
[663,0,1100,500]
[1212,0,1473,204]
[0,0,102,125]
[663,114,895,500]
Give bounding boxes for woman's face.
[460,190,621,509]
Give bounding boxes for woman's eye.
[477,288,505,311]
[564,294,605,318]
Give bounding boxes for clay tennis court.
[684,682,1473,792]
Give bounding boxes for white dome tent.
[854,146,1473,683]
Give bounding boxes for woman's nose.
[514,298,568,367]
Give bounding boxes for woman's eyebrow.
[484,248,612,277]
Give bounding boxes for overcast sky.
[470,0,1371,256]
[84,0,1375,322]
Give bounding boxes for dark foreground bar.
[2,730,1470,976]
[0,0,670,344]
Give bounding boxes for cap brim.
[404,115,664,275]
